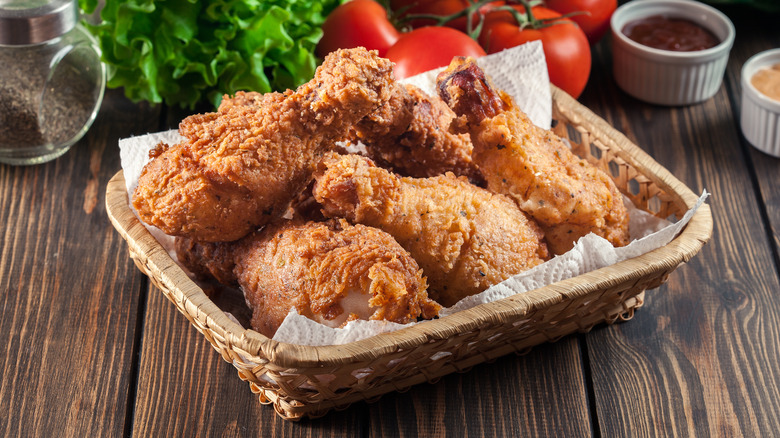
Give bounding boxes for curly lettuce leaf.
[78,0,342,108]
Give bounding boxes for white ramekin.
[741,49,780,157]
[610,0,735,106]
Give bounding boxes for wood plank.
[0,89,160,437]
[581,6,780,436]
[368,339,592,437]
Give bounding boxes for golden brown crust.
[352,82,484,185]
[437,57,629,254]
[132,143,273,242]
[132,48,395,242]
[175,236,238,287]
[216,90,288,114]
[146,52,635,336]
[176,219,439,337]
[313,153,549,306]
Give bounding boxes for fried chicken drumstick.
[176,219,440,338]
[313,153,549,307]
[223,76,484,184]
[132,48,394,242]
[437,57,629,254]
[350,82,484,184]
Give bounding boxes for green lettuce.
[78,0,343,109]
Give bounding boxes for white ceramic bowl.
[610,0,735,106]
[741,49,780,157]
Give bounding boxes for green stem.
[395,0,586,39]
[397,0,496,37]
[506,0,588,30]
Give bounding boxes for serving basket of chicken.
[106,48,712,420]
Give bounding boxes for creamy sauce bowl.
[611,0,735,106]
[741,49,780,157]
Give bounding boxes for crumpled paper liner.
[118,41,708,347]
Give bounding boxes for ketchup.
[622,15,720,52]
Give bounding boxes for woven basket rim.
[105,85,713,369]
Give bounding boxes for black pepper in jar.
[0,0,105,165]
[0,86,45,147]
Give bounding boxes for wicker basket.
[105,85,712,420]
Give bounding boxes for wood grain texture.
[368,339,592,438]
[580,6,780,436]
[0,89,160,437]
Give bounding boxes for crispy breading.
[437,57,629,254]
[313,153,549,307]
[175,234,238,287]
[351,83,484,185]
[175,219,439,337]
[132,48,395,242]
[177,91,290,141]
[216,90,287,113]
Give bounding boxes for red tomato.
[545,0,617,44]
[316,0,400,58]
[479,5,591,98]
[386,26,487,79]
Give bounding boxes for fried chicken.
[176,219,439,338]
[215,90,286,114]
[350,82,484,185]
[312,153,549,307]
[437,57,629,254]
[132,47,395,242]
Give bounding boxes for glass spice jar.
[0,0,105,165]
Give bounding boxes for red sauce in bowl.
[622,15,720,51]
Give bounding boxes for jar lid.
[0,0,78,46]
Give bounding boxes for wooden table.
[2,4,779,437]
